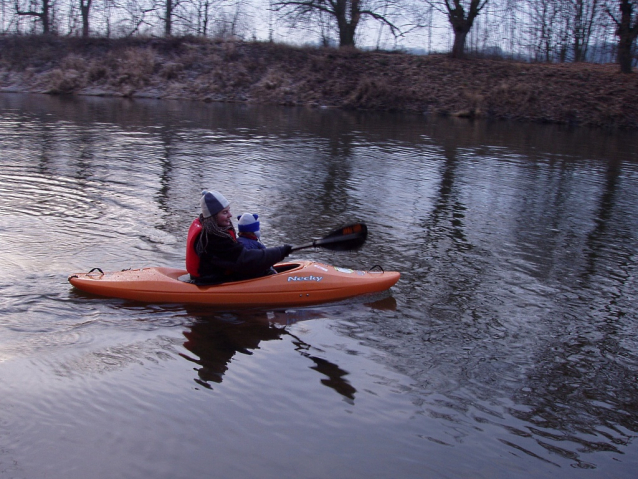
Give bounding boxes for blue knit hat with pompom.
[237,213,260,237]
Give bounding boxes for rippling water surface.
[1,93,637,479]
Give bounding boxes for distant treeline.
[1,0,637,69]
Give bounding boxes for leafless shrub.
[107,48,157,88]
[454,90,485,117]
[257,70,285,90]
[221,40,241,61]
[344,78,398,109]
[160,62,185,80]
[60,55,87,72]
[44,68,85,94]
[88,63,109,82]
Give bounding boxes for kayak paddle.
[291,223,368,252]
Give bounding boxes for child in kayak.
[237,212,278,275]
[237,213,264,250]
[185,191,291,283]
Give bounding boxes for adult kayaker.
[186,190,292,283]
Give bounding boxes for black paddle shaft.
[291,223,368,252]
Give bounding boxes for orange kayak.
[68,261,400,308]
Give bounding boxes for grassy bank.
[1,35,637,129]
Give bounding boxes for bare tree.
[568,0,602,61]
[272,0,402,48]
[161,0,181,36]
[114,0,155,36]
[463,0,514,56]
[79,0,92,36]
[163,0,240,37]
[15,0,54,33]
[425,0,490,58]
[164,0,173,35]
[606,0,638,72]
[193,0,213,35]
[519,0,609,62]
[211,0,250,38]
[526,0,563,61]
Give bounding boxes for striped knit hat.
[200,190,229,218]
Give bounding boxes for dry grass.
[1,35,637,129]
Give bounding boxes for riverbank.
[1,35,637,129]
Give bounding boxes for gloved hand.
[282,244,293,257]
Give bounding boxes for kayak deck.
[68,261,400,308]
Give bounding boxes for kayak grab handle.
[87,267,104,276]
[369,265,385,273]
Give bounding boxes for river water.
[0,93,637,479]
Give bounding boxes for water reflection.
[425,142,471,249]
[181,316,286,387]
[512,332,637,468]
[583,157,626,281]
[290,332,357,402]
[179,309,357,401]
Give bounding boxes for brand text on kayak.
[288,275,323,282]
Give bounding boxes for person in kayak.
[237,213,263,250]
[237,212,278,275]
[186,190,292,283]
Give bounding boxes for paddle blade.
[291,222,366,252]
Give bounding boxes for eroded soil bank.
[1,35,637,129]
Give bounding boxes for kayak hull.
[68,261,400,308]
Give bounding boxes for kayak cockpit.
[273,263,301,274]
[176,262,304,285]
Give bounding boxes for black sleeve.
[213,246,288,275]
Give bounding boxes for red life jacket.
[186,218,202,277]
[186,218,238,278]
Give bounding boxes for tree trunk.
[572,0,599,63]
[335,0,360,47]
[339,22,356,47]
[80,0,92,38]
[451,28,469,58]
[202,1,210,36]
[574,0,584,62]
[446,0,486,59]
[615,0,638,73]
[165,0,173,37]
[618,34,634,73]
[41,0,50,34]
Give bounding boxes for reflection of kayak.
[68,261,400,308]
